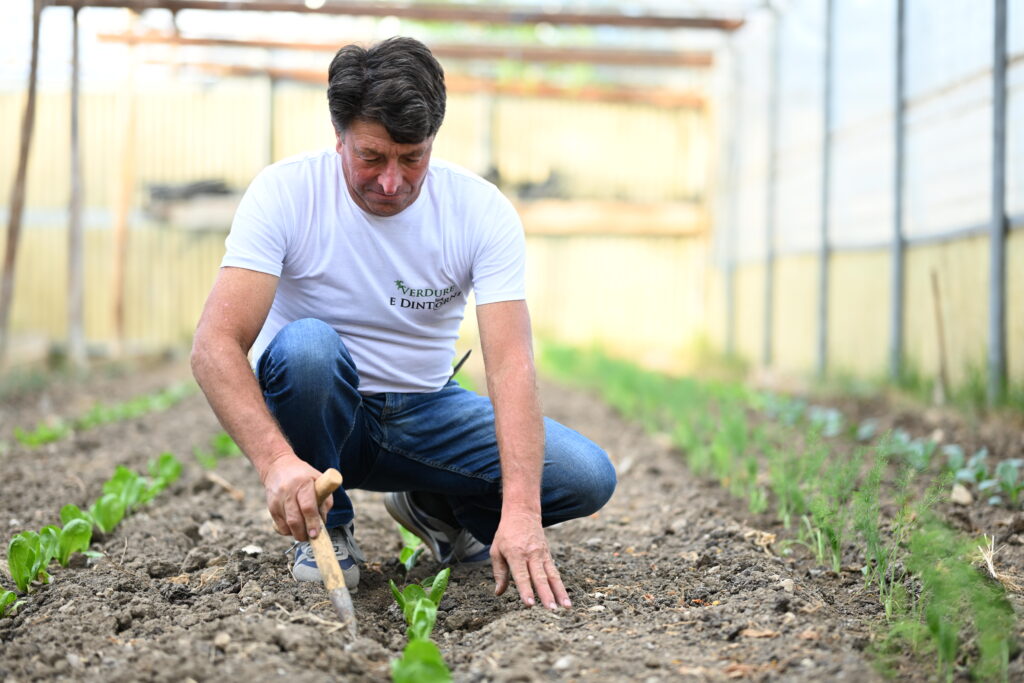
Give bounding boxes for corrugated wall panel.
[904,235,989,387]
[771,254,817,374]
[828,249,891,377]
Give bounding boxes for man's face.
[336,119,433,217]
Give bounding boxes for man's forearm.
[486,357,545,516]
[191,335,294,482]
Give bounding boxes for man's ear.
[335,129,344,154]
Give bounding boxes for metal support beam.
[763,7,781,368]
[98,32,715,68]
[724,39,742,357]
[890,0,906,382]
[817,0,834,379]
[46,0,745,30]
[68,4,87,369]
[145,60,707,109]
[989,0,1008,405]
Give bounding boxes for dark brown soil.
[0,359,1016,682]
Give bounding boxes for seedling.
[389,569,453,683]
[941,444,965,472]
[89,493,127,534]
[807,405,843,438]
[391,639,452,683]
[1,589,22,617]
[390,568,450,625]
[397,525,425,572]
[149,452,183,490]
[855,418,879,442]
[994,459,1024,507]
[55,519,93,566]
[7,531,52,593]
[12,420,70,447]
[955,448,990,485]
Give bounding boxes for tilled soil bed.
[3,361,897,682]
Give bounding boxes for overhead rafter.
[45,0,745,31]
[99,31,715,68]
[150,59,707,109]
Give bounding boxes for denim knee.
[574,444,617,516]
[259,318,357,397]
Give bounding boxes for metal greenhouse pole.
[0,0,43,367]
[724,38,742,357]
[68,4,87,369]
[817,0,834,378]
[890,0,906,382]
[989,0,1008,405]
[763,5,781,367]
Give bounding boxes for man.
[191,37,615,610]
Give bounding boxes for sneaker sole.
[384,492,449,563]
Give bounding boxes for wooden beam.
[46,0,745,30]
[99,31,714,68]
[151,60,706,109]
[0,0,43,367]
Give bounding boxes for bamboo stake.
[111,11,139,356]
[68,5,87,370]
[0,0,44,368]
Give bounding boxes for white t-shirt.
[222,147,526,394]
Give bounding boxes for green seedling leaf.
[406,599,439,641]
[38,525,60,568]
[942,444,966,471]
[856,418,879,442]
[60,503,94,528]
[389,579,407,612]
[1,589,22,617]
[391,639,451,683]
[57,518,93,566]
[103,465,148,510]
[397,524,425,572]
[995,459,1024,506]
[193,446,218,470]
[425,568,451,606]
[89,493,126,534]
[149,452,182,489]
[211,432,242,458]
[8,534,38,593]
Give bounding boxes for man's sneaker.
[384,491,491,565]
[289,522,364,589]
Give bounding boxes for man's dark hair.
[327,37,446,144]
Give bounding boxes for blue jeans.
[256,318,616,544]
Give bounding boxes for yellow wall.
[525,234,708,372]
[1009,229,1024,384]
[904,235,989,388]
[1,227,224,357]
[828,249,892,377]
[771,254,817,375]
[734,263,766,364]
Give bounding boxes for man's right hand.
[260,454,331,542]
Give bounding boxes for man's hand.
[261,453,331,542]
[491,511,571,609]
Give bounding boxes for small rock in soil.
[950,483,973,506]
[553,655,578,671]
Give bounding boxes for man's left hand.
[490,511,571,609]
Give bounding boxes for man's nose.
[378,161,401,195]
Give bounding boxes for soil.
[0,360,1019,682]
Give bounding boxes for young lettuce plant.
[397,525,426,572]
[1,589,22,617]
[389,569,453,683]
[392,639,451,683]
[7,531,53,593]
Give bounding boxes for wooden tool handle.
[314,468,343,506]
